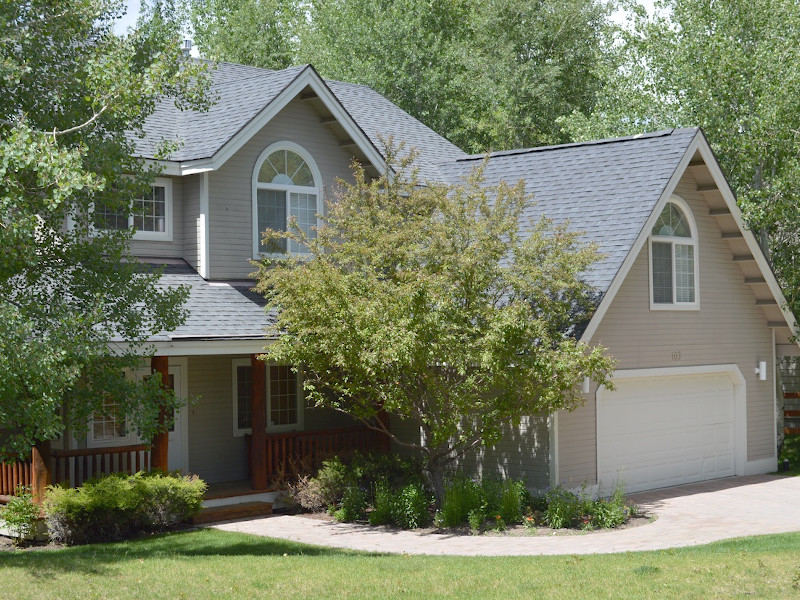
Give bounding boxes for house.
[4,60,796,501]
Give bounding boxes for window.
[93,177,173,241]
[232,360,304,435]
[90,397,133,446]
[252,142,321,256]
[649,196,699,309]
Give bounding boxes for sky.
[114,0,660,37]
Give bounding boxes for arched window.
[649,196,699,308]
[252,142,321,255]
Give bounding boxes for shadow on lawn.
[0,528,366,578]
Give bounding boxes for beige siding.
[207,98,357,279]
[182,174,201,271]
[129,177,184,259]
[558,176,775,485]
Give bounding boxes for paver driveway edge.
[212,474,800,556]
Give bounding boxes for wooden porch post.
[150,355,170,472]
[250,354,268,490]
[31,440,51,505]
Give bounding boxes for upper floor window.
[252,142,321,256]
[649,196,698,309]
[93,177,173,242]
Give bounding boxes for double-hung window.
[253,143,320,256]
[232,360,303,436]
[93,177,173,241]
[649,197,699,309]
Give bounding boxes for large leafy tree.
[186,0,614,152]
[253,148,614,503]
[0,0,210,456]
[561,0,800,316]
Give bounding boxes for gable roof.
[133,61,466,180]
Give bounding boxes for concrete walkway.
[213,474,800,556]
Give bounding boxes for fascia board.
[580,133,701,343]
[110,339,275,357]
[693,137,800,341]
[147,68,387,177]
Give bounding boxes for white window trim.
[88,177,174,242]
[251,141,323,259]
[231,358,304,437]
[648,195,700,311]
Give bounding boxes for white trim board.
[152,67,387,178]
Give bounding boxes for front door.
[166,366,189,472]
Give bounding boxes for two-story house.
[20,61,797,504]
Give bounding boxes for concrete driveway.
[213,474,800,556]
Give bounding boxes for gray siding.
[558,175,776,485]
[129,177,184,259]
[182,174,201,271]
[457,416,550,490]
[207,97,357,279]
[187,355,248,483]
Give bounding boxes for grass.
[778,434,800,476]
[2,529,800,599]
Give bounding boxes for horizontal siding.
[130,176,185,259]
[559,175,776,484]
[187,355,248,483]
[182,174,201,271]
[208,98,357,279]
[457,416,550,490]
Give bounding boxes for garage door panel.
[598,373,736,493]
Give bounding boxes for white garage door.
[597,372,737,494]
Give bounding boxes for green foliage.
[542,486,586,529]
[468,508,486,533]
[188,0,614,152]
[440,477,483,528]
[255,146,614,504]
[560,0,800,318]
[0,0,210,456]
[542,483,631,529]
[0,487,40,542]
[43,471,206,545]
[498,479,525,524]
[333,485,367,523]
[368,478,393,526]
[389,483,432,530]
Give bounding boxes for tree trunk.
[425,455,448,508]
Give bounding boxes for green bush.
[439,477,482,527]
[467,508,485,532]
[368,477,393,526]
[0,487,40,542]
[44,471,206,545]
[333,485,367,523]
[390,483,431,529]
[543,486,585,529]
[498,479,525,524]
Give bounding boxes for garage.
[597,368,743,494]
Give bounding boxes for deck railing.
[263,426,387,480]
[50,445,151,488]
[0,456,33,496]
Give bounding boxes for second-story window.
[253,142,321,256]
[93,177,173,241]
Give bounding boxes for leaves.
[253,142,615,490]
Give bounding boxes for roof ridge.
[456,128,698,162]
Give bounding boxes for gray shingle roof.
[436,128,699,295]
[133,62,466,175]
[121,262,276,342]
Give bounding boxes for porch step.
[191,501,273,525]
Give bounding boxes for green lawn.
[1,529,800,599]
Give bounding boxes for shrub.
[390,483,431,529]
[467,508,485,532]
[333,485,367,523]
[498,479,525,524]
[439,477,482,528]
[44,471,206,545]
[0,487,40,542]
[543,486,584,529]
[368,478,393,525]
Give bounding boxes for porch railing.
[263,426,387,480]
[51,445,151,488]
[0,456,32,496]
